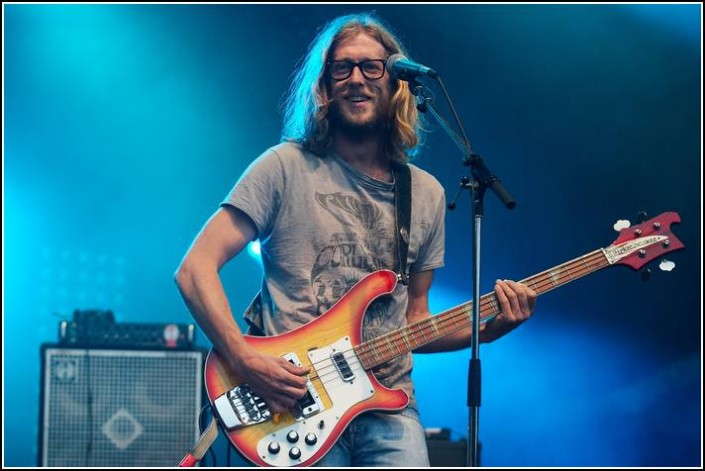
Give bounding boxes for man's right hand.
[231,344,311,414]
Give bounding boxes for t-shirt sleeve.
[220,147,285,241]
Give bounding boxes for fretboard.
[354,248,610,370]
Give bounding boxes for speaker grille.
[40,347,203,467]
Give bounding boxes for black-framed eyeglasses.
[326,59,387,81]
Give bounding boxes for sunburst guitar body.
[203,211,684,466]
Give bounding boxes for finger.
[251,384,301,411]
[499,280,521,321]
[504,280,530,318]
[273,373,308,392]
[494,280,511,320]
[513,281,538,317]
[261,388,302,413]
[266,398,289,414]
[280,358,311,376]
[268,385,307,404]
[526,284,538,309]
[278,362,311,387]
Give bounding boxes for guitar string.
[352,250,610,371]
[306,250,608,385]
[302,250,610,386]
[353,249,609,364]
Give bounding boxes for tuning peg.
[613,219,631,232]
[636,211,648,223]
[640,268,651,281]
[659,258,676,272]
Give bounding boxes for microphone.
[387,53,438,81]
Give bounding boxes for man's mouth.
[345,95,371,103]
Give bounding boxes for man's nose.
[348,64,366,83]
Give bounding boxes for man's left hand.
[481,279,537,342]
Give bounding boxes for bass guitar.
[204,211,684,466]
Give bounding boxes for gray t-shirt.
[222,142,445,402]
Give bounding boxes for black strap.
[392,162,412,285]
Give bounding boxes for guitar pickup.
[332,351,355,382]
[283,353,323,419]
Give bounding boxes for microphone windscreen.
[386,53,407,80]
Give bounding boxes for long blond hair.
[282,13,425,163]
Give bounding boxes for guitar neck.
[355,248,610,370]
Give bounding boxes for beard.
[328,99,390,140]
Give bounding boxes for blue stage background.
[4,4,701,467]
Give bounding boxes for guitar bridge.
[214,383,271,429]
[214,352,323,430]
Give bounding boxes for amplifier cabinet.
[427,438,469,467]
[38,345,204,467]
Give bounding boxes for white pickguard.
[255,337,374,466]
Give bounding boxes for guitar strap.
[177,415,218,467]
[392,161,412,286]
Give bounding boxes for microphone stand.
[410,78,515,467]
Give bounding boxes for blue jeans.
[314,408,430,467]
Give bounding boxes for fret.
[487,296,500,315]
[449,312,463,331]
[417,323,428,342]
[549,269,561,287]
[430,316,440,337]
[385,336,396,357]
[369,343,381,362]
[407,328,419,349]
[399,331,411,352]
[580,256,590,273]
[526,278,539,292]
[389,335,402,355]
[462,305,471,321]
[356,349,367,369]
[564,262,575,281]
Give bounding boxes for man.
[175,12,537,467]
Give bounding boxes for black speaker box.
[426,438,468,467]
[38,344,205,467]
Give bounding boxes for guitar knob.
[289,447,301,460]
[286,430,299,443]
[267,442,280,454]
[305,433,318,445]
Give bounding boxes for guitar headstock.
[604,211,684,270]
